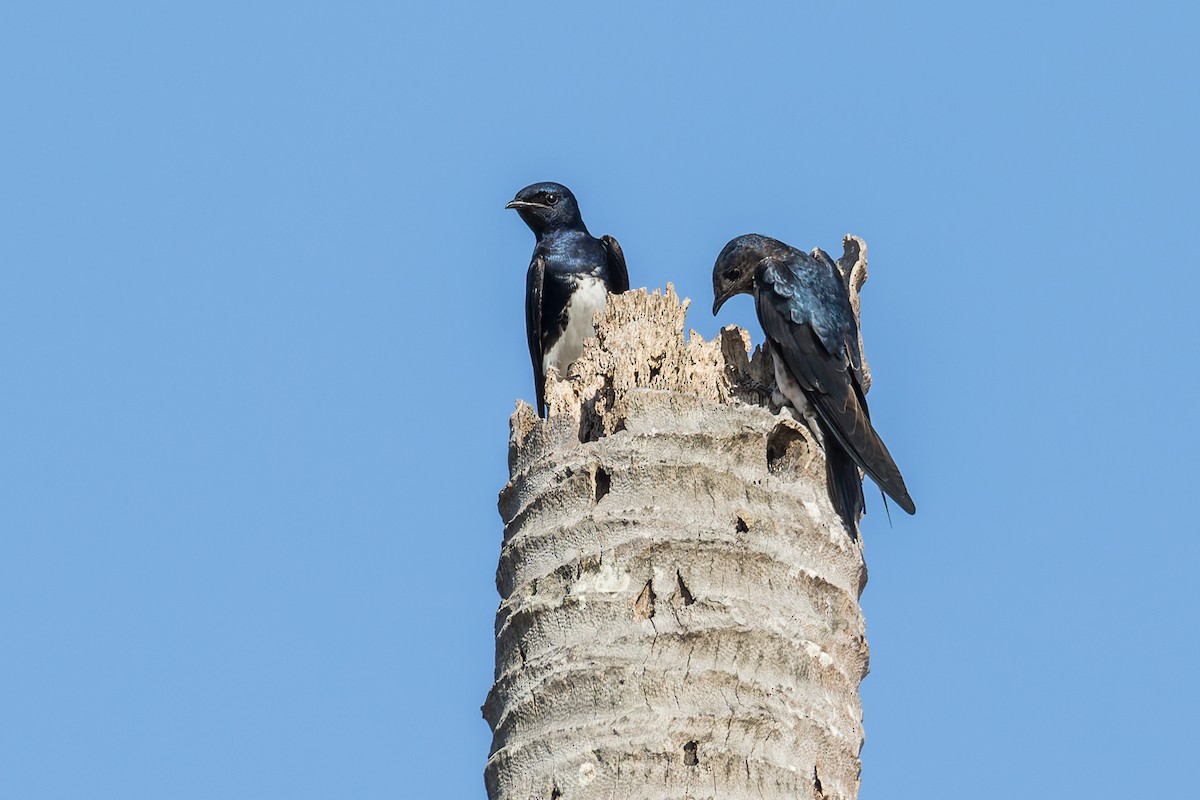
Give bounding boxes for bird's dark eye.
[723,268,740,281]
[545,193,559,206]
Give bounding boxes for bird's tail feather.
[825,441,865,538]
[814,393,916,516]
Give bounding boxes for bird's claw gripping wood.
[726,365,777,406]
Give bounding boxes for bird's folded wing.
[526,255,547,417]
[757,259,915,514]
[601,235,629,293]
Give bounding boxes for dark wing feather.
[756,256,915,514]
[823,432,867,536]
[601,235,629,293]
[810,247,837,273]
[525,255,547,417]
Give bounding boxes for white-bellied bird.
[507,182,629,417]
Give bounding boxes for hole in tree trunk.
[683,741,699,766]
[675,570,695,606]
[735,516,749,533]
[766,421,809,478]
[593,466,610,504]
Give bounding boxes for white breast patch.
[544,276,609,377]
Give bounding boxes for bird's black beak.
[712,293,731,316]
[505,199,536,210]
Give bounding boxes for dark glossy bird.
[507,182,629,417]
[712,234,915,527]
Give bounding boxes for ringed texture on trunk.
[486,243,877,800]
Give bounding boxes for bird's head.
[712,234,787,314]
[505,182,584,234]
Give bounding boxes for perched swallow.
[713,234,915,527]
[507,182,628,417]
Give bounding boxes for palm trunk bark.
[486,243,875,800]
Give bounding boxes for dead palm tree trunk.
[485,241,876,800]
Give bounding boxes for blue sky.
[2,2,1197,798]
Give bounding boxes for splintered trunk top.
[486,245,876,800]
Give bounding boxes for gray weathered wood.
[487,248,875,799]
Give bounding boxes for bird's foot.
[727,367,778,406]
